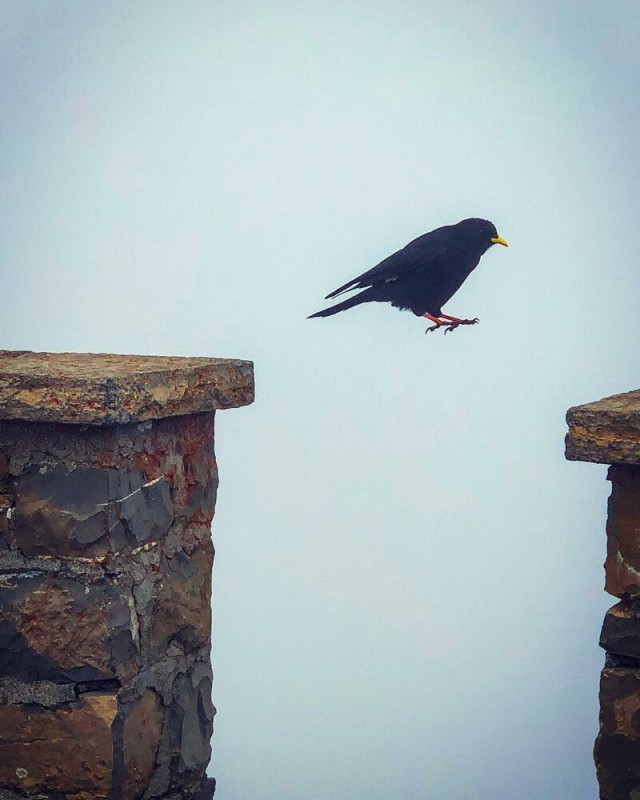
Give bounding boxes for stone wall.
[567,389,640,800]
[0,352,254,800]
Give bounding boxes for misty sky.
[2,3,640,799]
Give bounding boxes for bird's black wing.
[325,228,451,299]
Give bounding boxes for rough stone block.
[148,542,214,660]
[0,351,254,798]
[0,412,218,555]
[596,668,640,800]
[0,350,254,425]
[14,465,173,557]
[601,602,640,660]
[120,689,165,800]
[0,675,77,706]
[605,466,640,598]
[175,661,216,772]
[0,693,117,799]
[566,389,640,465]
[566,391,640,799]
[0,572,136,684]
[132,660,215,797]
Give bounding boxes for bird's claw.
[444,318,479,334]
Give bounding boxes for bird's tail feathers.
[325,280,359,300]
[308,289,372,319]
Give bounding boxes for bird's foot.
[443,317,479,335]
[425,317,479,334]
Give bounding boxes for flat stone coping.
[0,351,254,425]
[566,389,640,465]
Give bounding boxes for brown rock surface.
[149,542,214,659]
[0,350,254,425]
[0,693,117,798]
[566,389,640,465]
[121,689,165,799]
[605,466,640,598]
[595,668,640,800]
[0,573,136,683]
[14,464,173,557]
[4,576,112,680]
[601,601,640,660]
[0,351,251,797]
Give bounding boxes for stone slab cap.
[566,389,640,465]
[0,350,254,425]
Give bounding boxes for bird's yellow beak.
[490,235,509,247]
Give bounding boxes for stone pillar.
[566,389,640,800]
[0,351,254,800]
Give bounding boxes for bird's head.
[456,218,508,253]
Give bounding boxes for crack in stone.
[0,570,45,578]
[126,593,141,651]
[95,476,164,509]
[75,678,120,695]
[13,467,173,556]
[130,540,159,557]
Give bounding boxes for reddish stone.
[122,689,165,800]
[17,579,112,677]
[566,393,640,799]
[0,693,117,798]
[596,668,640,800]
[0,350,254,425]
[601,601,640,659]
[0,413,218,539]
[566,389,640,465]
[149,542,214,659]
[0,574,137,683]
[605,466,640,598]
[0,350,254,798]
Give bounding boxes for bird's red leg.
[422,312,479,334]
[422,312,446,333]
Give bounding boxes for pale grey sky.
[2,3,640,798]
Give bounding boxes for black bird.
[308,218,508,333]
